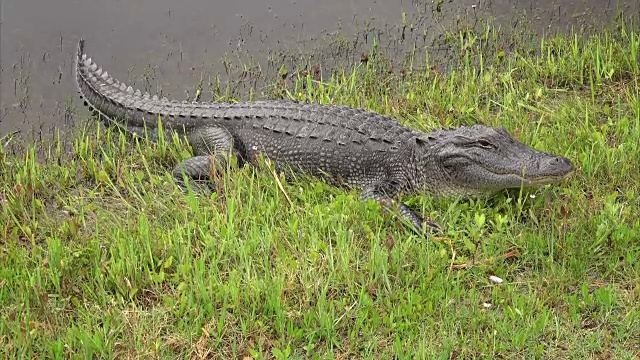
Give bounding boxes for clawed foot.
[174,178,216,195]
[422,218,443,235]
[394,201,443,237]
[172,154,227,195]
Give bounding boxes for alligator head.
[421,125,574,196]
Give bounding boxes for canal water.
[0,0,636,141]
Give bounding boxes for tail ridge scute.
[75,38,156,131]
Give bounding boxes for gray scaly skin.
[75,39,574,234]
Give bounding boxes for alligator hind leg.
[172,155,229,192]
[172,125,238,193]
[362,182,442,236]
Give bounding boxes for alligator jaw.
[522,170,574,186]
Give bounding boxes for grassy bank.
[1,18,639,359]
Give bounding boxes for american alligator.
[75,39,574,233]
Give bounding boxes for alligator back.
[75,39,431,187]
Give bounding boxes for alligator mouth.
[520,169,574,185]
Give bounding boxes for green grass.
[1,18,640,359]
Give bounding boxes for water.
[0,0,637,141]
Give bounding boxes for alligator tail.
[75,39,206,137]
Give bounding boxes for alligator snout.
[544,155,574,176]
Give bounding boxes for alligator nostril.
[553,156,574,171]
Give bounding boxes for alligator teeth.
[119,83,126,91]
[101,71,109,80]
[152,95,159,101]
[126,86,134,94]
[162,97,169,102]
[95,68,103,76]
[89,63,98,72]
[134,89,141,96]
[83,58,92,67]
[81,54,87,61]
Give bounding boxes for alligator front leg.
[362,183,442,236]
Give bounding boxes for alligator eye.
[477,139,494,148]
